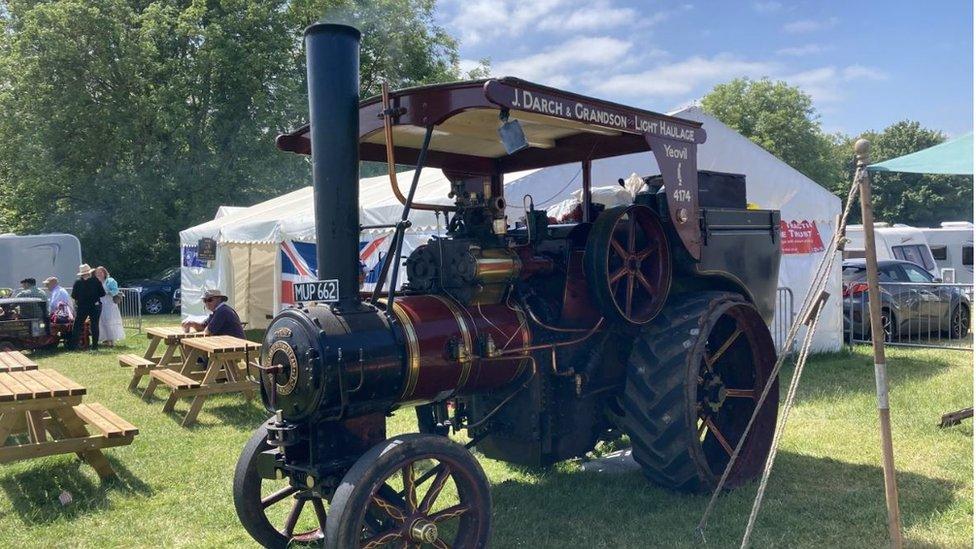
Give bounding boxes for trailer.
[920,222,974,283]
[0,233,82,290]
[845,223,938,276]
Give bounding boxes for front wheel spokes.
[282,497,306,538]
[419,464,452,514]
[429,503,471,523]
[262,486,298,509]
[402,463,418,512]
[360,530,404,549]
[371,493,407,522]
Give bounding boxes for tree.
[0,0,467,279]
[701,78,843,190]
[834,121,973,226]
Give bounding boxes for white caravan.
[844,223,939,276]
[0,233,83,290]
[920,222,974,283]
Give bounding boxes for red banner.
[780,220,825,254]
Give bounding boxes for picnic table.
[0,369,138,479]
[145,335,260,427]
[0,350,38,372]
[118,326,207,391]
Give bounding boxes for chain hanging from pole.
[695,164,864,547]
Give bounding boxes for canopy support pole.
[855,138,904,549]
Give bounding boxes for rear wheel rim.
[145,297,163,314]
[693,302,777,485]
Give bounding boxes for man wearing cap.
[44,277,73,318]
[181,289,245,339]
[14,278,46,300]
[71,263,105,350]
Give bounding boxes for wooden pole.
[854,138,903,548]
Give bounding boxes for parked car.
[126,266,180,315]
[0,297,59,351]
[843,259,971,342]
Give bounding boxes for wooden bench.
[0,370,137,479]
[151,336,260,426]
[0,351,38,373]
[131,326,208,393]
[150,369,201,391]
[118,353,159,390]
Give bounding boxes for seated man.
[15,278,46,299]
[182,289,245,339]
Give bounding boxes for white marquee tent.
[180,106,842,351]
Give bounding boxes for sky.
[435,0,974,137]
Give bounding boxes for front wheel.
[233,422,329,548]
[615,292,779,492]
[326,433,492,548]
[948,305,970,339]
[142,293,170,315]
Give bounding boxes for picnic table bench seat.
[150,369,201,390]
[0,351,38,372]
[0,369,137,478]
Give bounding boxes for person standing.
[95,266,125,347]
[14,278,46,299]
[71,263,105,350]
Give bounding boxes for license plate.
[293,280,340,303]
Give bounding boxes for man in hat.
[71,263,105,350]
[14,278,46,300]
[181,288,245,339]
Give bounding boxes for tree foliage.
[0,0,466,279]
[701,78,842,189]
[833,122,973,226]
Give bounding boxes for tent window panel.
[963,246,973,266]
[931,245,948,261]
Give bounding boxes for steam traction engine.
[234,23,782,548]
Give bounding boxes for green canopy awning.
[868,132,973,175]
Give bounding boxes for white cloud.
[538,1,638,32]
[752,1,782,13]
[783,17,838,34]
[592,54,778,97]
[776,43,829,56]
[447,0,567,45]
[784,64,888,102]
[493,36,633,87]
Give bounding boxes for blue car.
[125,266,180,315]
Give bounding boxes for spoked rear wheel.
[326,433,491,548]
[233,423,329,548]
[616,292,779,492]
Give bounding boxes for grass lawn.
[0,314,971,547]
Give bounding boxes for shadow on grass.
[0,455,152,524]
[487,451,963,547]
[159,399,266,430]
[790,347,962,403]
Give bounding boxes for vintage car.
[0,297,60,351]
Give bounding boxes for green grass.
[0,315,971,548]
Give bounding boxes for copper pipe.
[381,82,455,212]
[495,318,604,356]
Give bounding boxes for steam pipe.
[305,23,362,309]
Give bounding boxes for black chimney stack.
[304,23,361,310]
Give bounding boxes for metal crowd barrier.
[845,281,973,351]
[773,287,795,356]
[117,287,143,334]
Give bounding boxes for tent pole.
[854,138,903,549]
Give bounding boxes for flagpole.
[854,138,904,548]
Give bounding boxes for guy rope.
[695,139,903,548]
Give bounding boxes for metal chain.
[696,171,863,545]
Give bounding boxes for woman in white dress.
[95,266,126,346]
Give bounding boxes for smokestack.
[304,23,361,309]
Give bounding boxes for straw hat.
[43,277,58,287]
[77,263,94,276]
[201,289,228,302]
